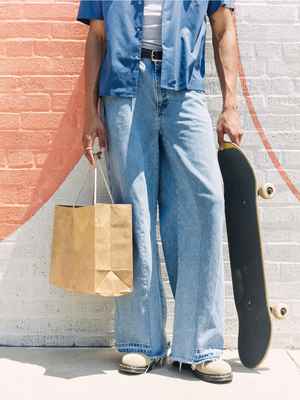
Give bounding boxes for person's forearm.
[84,30,105,117]
[212,20,239,111]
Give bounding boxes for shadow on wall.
[0,148,116,346]
[0,72,87,241]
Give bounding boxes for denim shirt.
[76,1,235,97]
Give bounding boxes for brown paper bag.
[49,152,133,297]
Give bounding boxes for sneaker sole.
[118,357,165,375]
[191,367,233,383]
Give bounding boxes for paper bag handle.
[72,151,114,207]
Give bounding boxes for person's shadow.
[0,347,269,380]
[0,347,120,379]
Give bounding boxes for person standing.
[76,0,242,384]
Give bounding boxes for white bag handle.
[72,151,114,207]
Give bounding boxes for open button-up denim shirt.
[76,1,235,97]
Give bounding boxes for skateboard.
[217,141,287,369]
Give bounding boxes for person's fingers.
[235,131,244,146]
[229,130,240,147]
[217,125,224,150]
[98,131,107,150]
[82,131,93,149]
[238,132,244,144]
[84,148,96,167]
[82,132,96,166]
[96,123,108,154]
[103,126,109,151]
[99,123,108,148]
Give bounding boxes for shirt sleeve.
[207,0,235,18]
[76,1,104,25]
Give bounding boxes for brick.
[0,57,81,75]
[0,206,27,223]
[0,131,53,149]
[0,22,52,39]
[0,184,34,204]
[0,77,19,92]
[0,113,19,129]
[21,112,63,130]
[34,40,84,58]
[265,243,300,263]
[7,150,34,168]
[51,93,71,111]
[52,22,89,40]
[255,42,282,60]
[0,4,23,20]
[22,3,76,21]
[267,59,300,78]
[19,76,74,93]
[0,170,41,186]
[266,95,300,114]
[0,94,50,112]
[237,24,300,43]
[239,5,297,23]
[5,41,33,57]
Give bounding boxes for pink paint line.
[233,14,300,202]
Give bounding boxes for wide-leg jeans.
[100,56,226,365]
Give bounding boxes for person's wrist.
[222,93,238,112]
[222,104,239,112]
[84,106,98,118]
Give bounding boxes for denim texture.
[76,0,235,97]
[100,57,226,364]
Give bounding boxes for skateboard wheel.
[258,183,276,199]
[270,303,288,319]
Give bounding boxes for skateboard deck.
[218,141,272,368]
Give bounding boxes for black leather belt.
[141,47,163,62]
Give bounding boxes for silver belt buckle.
[151,49,161,62]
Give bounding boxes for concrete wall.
[0,1,299,348]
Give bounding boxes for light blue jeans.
[100,56,225,365]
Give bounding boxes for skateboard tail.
[238,306,272,368]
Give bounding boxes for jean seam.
[148,125,161,356]
[145,173,153,355]
[151,61,158,113]
[190,143,202,357]
[153,135,166,353]
[157,121,171,353]
[158,128,182,356]
[170,349,223,365]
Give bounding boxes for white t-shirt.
[141,0,163,50]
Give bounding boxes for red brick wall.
[0,1,88,240]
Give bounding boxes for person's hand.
[216,107,243,150]
[82,108,107,167]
